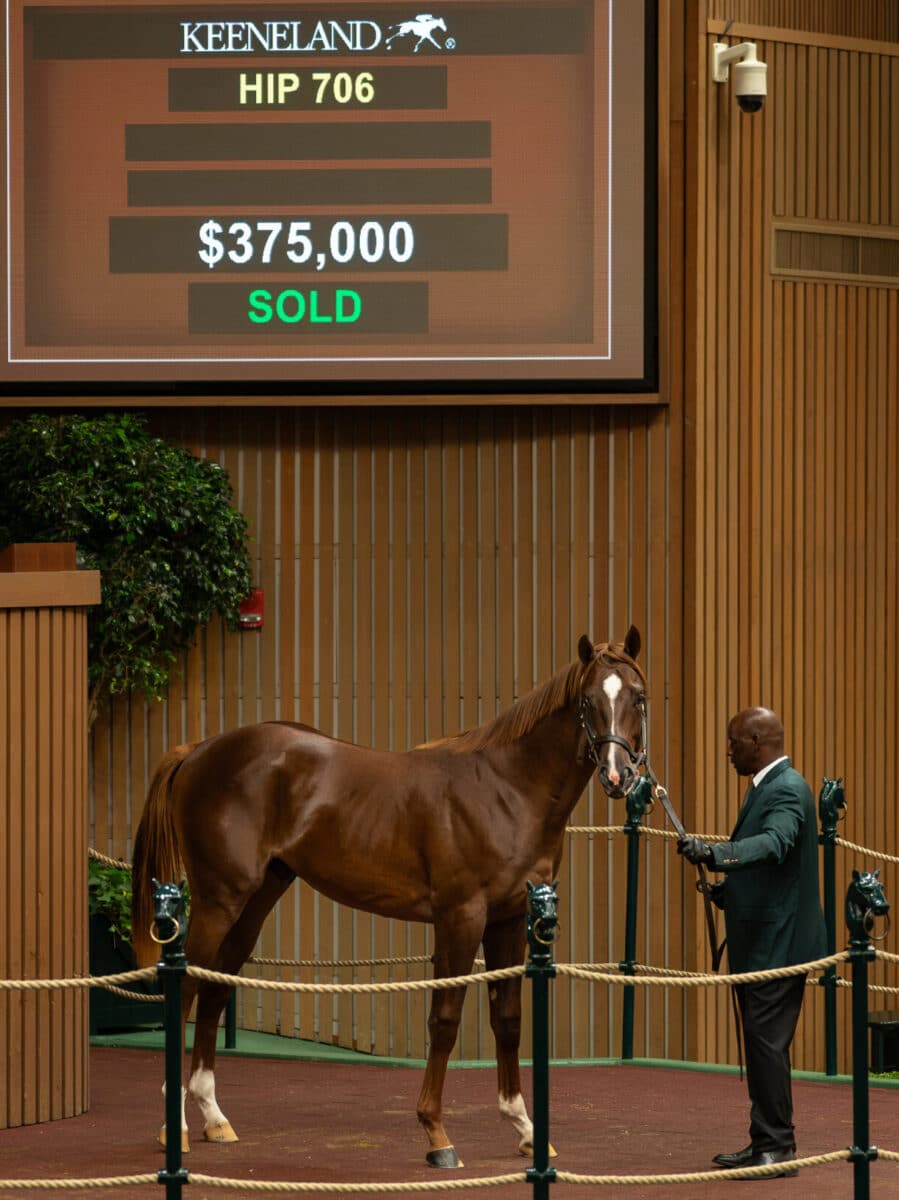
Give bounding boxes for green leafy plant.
[0,412,252,725]
[88,858,135,944]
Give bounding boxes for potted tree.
[88,856,164,1034]
[0,411,253,727]
[0,413,250,1030]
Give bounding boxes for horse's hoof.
[158,1126,190,1154]
[519,1140,558,1158]
[426,1146,463,1168]
[204,1120,239,1144]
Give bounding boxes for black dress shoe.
[742,1148,798,1178]
[713,1144,755,1168]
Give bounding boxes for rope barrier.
[88,847,132,870]
[188,963,525,994]
[5,1148,893,1192]
[187,1172,527,1193]
[92,980,162,1002]
[554,1148,853,1185]
[834,837,899,866]
[557,952,851,989]
[0,1174,159,1190]
[6,951,888,996]
[565,826,727,842]
[248,955,485,970]
[0,967,156,992]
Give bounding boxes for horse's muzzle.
[597,762,636,798]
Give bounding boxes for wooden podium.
[0,543,100,1128]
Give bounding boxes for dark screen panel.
[2,0,655,393]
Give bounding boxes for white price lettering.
[197,219,415,270]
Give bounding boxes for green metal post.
[818,779,845,1076]
[526,881,558,1200]
[154,881,189,1200]
[621,776,651,1060]
[225,992,237,1049]
[845,871,889,1200]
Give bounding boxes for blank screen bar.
[128,167,492,207]
[126,121,490,161]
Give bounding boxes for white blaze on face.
[602,672,626,785]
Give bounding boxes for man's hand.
[677,835,714,865]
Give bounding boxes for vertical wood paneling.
[709,0,899,42]
[1,598,92,1129]
[691,16,899,1074]
[87,405,681,1063]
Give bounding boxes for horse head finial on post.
[845,869,890,945]
[151,878,187,961]
[819,777,846,839]
[526,881,559,967]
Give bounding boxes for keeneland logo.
[386,14,454,53]
[179,13,455,54]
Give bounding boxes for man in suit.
[677,707,826,1179]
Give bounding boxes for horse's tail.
[131,743,196,968]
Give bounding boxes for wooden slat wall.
[688,9,899,1074]
[1,600,91,1129]
[89,404,684,1062]
[709,0,899,42]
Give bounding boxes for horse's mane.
[419,641,646,754]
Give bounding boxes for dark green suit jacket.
[708,758,826,974]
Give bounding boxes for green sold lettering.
[248,289,362,325]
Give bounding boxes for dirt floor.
[4,1047,899,1198]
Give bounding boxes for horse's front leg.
[482,914,557,1159]
[416,907,484,1167]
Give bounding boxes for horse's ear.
[577,634,595,666]
[874,868,881,880]
[527,880,535,895]
[852,869,861,881]
[623,625,641,660]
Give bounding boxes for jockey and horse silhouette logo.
[385,13,455,52]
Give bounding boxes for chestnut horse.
[132,627,647,1165]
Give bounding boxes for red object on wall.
[238,588,264,630]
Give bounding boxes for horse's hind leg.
[187,861,295,1145]
[482,915,557,1159]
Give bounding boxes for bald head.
[727,707,785,776]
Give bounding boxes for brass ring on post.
[532,918,558,946]
[866,912,891,942]
[149,918,181,945]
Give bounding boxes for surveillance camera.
[712,41,767,114]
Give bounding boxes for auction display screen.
[2,0,654,390]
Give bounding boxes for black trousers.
[734,973,807,1152]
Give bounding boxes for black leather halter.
[577,691,646,774]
